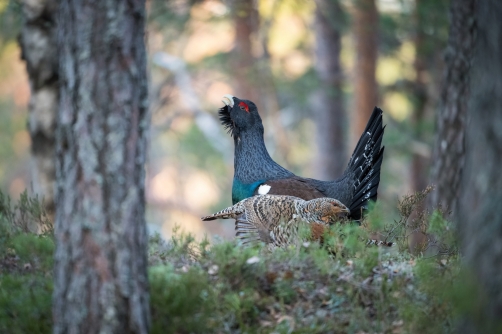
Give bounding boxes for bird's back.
[249,107,385,220]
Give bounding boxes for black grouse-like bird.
[220,94,385,220]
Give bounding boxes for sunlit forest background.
[0,0,449,240]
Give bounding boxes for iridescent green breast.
[232,178,264,204]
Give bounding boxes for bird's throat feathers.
[233,131,294,188]
[230,113,294,203]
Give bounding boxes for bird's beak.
[337,205,350,215]
[331,200,350,215]
[222,94,235,107]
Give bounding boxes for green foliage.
[150,264,217,333]
[148,0,192,39]
[0,190,54,333]
[178,123,227,172]
[398,258,457,333]
[147,226,418,333]
[0,0,22,47]
[0,189,52,237]
[379,13,403,55]
[0,188,488,333]
[9,234,54,272]
[368,186,458,257]
[0,274,52,334]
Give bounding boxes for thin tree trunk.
[313,0,346,180]
[459,0,502,331]
[53,1,150,333]
[429,0,476,211]
[352,0,378,142]
[19,0,58,218]
[231,0,261,104]
[411,0,430,192]
[230,0,290,163]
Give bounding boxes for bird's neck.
[233,128,293,184]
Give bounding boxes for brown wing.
[254,177,325,200]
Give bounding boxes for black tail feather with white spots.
[347,107,385,220]
[366,239,394,247]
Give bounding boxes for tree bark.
[458,0,502,330]
[429,0,476,211]
[231,0,261,104]
[19,0,58,217]
[230,0,290,163]
[410,0,444,191]
[313,0,346,180]
[352,0,378,142]
[53,1,150,333]
[410,0,430,193]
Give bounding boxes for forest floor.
[0,189,473,333]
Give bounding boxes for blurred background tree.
[410,0,449,193]
[1,0,453,240]
[429,0,475,212]
[312,0,346,179]
[18,0,58,219]
[351,0,378,144]
[458,1,502,331]
[0,1,30,202]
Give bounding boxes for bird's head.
[219,94,263,138]
[303,198,350,224]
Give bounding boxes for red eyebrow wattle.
[239,101,249,112]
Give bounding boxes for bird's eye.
[238,101,250,112]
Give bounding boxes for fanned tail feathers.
[347,107,385,220]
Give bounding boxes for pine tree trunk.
[313,0,346,180]
[429,0,476,211]
[231,0,290,163]
[19,0,58,218]
[458,0,502,330]
[53,1,150,333]
[410,0,430,193]
[352,0,378,142]
[231,0,260,104]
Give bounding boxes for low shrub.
[0,188,472,333]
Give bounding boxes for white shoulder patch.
[258,184,271,195]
